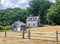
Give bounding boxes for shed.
[12,21,26,31]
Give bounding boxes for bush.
[0,26,4,30]
[40,24,43,27]
[26,26,31,29]
[5,26,12,30]
[51,23,56,26]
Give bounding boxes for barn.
[12,20,26,31]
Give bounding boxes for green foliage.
[0,26,4,30]
[26,26,31,29]
[28,0,52,24]
[0,25,11,30]
[0,8,29,26]
[46,0,60,25]
[0,0,55,26]
[4,26,12,30]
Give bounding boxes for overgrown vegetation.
[0,26,4,30]
[0,26,11,30]
[4,26,12,30]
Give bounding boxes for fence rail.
[27,30,59,43]
[31,35,56,38]
[0,30,60,43]
[31,32,55,34]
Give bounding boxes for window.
[33,23,35,26]
[29,18,32,20]
[33,18,37,20]
[28,23,30,26]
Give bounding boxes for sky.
[0,0,55,9]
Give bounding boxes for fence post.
[5,29,7,37]
[28,30,30,39]
[56,31,58,43]
[22,30,24,39]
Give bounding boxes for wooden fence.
[27,30,60,43]
[3,30,60,43]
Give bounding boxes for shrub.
[51,23,56,26]
[26,26,31,29]
[40,24,43,27]
[5,26,12,30]
[0,26,4,30]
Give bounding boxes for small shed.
[12,21,26,31]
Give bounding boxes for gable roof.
[12,21,26,26]
[26,16,40,21]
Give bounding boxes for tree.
[46,0,60,25]
[0,0,52,26]
[28,0,52,24]
[0,8,29,26]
